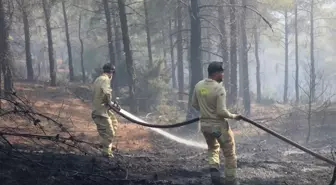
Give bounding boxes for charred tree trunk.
[241,0,250,115]
[186,0,202,132]
[42,0,56,86]
[169,19,177,89]
[177,1,184,103]
[284,10,288,103]
[113,11,122,63]
[23,10,34,81]
[118,0,136,113]
[0,55,1,98]
[218,3,229,92]
[310,0,315,102]
[0,58,1,99]
[229,0,237,106]
[295,1,299,103]
[143,0,153,66]
[188,2,203,104]
[79,13,85,83]
[0,0,13,96]
[254,25,261,103]
[62,1,74,82]
[103,0,116,66]
[112,9,121,98]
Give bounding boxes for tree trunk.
[0,56,1,98]
[306,96,312,143]
[42,0,56,86]
[79,13,85,83]
[188,1,203,103]
[118,0,136,113]
[177,1,184,102]
[103,0,118,96]
[3,52,13,95]
[254,25,261,103]
[23,10,34,81]
[0,0,7,95]
[112,7,121,98]
[295,1,299,104]
[143,0,153,67]
[162,28,167,68]
[238,10,244,99]
[103,0,115,66]
[0,0,13,96]
[310,0,315,101]
[185,15,191,88]
[241,0,250,115]
[187,33,191,88]
[186,0,202,132]
[229,0,237,106]
[0,57,2,100]
[284,10,288,103]
[218,3,229,92]
[169,19,177,89]
[62,1,74,82]
[205,21,211,75]
[113,11,122,63]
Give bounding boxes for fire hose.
[108,102,336,184]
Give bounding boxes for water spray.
[118,107,207,149]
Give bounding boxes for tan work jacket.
[92,73,112,118]
[191,79,236,130]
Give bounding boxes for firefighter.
[191,61,241,185]
[91,63,118,158]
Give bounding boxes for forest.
[0,0,336,185]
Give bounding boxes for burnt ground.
[0,82,335,185]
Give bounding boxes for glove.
[109,101,121,110]
[232,114,242,120]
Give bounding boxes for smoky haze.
[0,0,335,185]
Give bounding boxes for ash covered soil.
[0,82,335,185]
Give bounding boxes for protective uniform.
[192,78,238,185]
[92,73,118,157]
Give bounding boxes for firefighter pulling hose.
[94,62,335,185]
[109,103,336,184]
[108,101,336,168]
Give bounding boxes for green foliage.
[91,67,102,82]
[152,103,182,124]
[72,46,102,75]
[136,59,171,112]
[90,59,128,87]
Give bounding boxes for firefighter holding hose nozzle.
[191,61,242,185]
[91,63,119,158]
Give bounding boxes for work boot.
[210,168,221,185]
[102,147,114,158]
